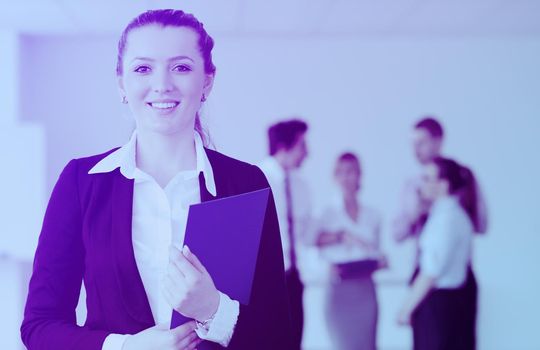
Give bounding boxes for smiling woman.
[20,9,292,350]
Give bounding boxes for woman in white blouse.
[316,152,386,350]
[397,157,479,350]
[21,9,291,350]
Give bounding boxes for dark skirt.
[412,268,478,350]
[325,277,378,350]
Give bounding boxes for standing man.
[259,119,311,350]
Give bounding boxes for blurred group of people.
[260,117,488,350]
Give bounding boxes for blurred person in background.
[315,152,387,350]
[397,157,479,350]
[392,117,488,251]
[20,9,292,350]
[259,119,311,350]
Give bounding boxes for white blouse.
[317,194,382,264]
[89,131,238,349]
[419,196,473,288]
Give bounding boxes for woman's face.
[118,25,214,135]
[413,128,442,165]
[421,163,447,201]
[334,160,361,195]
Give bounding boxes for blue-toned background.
[1,1,539,349]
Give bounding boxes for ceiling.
[0,0,539,37]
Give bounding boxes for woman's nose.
[152,69,174,93]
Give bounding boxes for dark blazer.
[21,148,292,350]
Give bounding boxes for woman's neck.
[135,128,197,188]
[435,192,451,201]
[343,192,360,221]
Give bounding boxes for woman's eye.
[173,64,192,72]
[134,65,150,73]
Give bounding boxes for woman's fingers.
[182,245,207,274]
[163,273,185,295]
[162,275,190,312]
[170,246,199,282]
[185,337,203,350]
[171,320,196,337]
[175,331,202,349]
[171,321,201,349]
[123,321,198,350]
[165,245,219,320]
[167,260,186,284]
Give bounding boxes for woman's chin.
[142,120,194,136]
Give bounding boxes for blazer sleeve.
[21,159,110,350]
[226,165,293,350]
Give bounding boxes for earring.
[201,93,206,102]
[121,96,128,104]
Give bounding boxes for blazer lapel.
[111,169,154,326]
[199,172,217,202]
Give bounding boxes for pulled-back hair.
[415,117,444,139]
[432,157,481,233]
[336,152,361,173]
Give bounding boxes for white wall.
[14,33,540,349]
[0,31,46,350]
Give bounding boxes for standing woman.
[397,157,479,350]
[316,153,385,350]
[21,9,291,350]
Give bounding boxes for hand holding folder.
[170,188,270,329]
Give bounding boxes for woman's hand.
[396,306,412,326]
[377,254,389,269]
[122,321,201,350]
[397,273,434,326]
[342,231,376,252]
[162,245,220,322]
[316,230,345,247]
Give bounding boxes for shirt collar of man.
[261,156,286,181]
[88,131,217,196]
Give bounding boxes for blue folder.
[170,187,270,330]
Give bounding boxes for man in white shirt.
[258,119,311,350]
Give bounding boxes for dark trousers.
[285,268,304,350]
[412,268,478,350]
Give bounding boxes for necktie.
[284,173,297,270]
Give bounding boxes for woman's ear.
[117,76,127,102]
[202,73,215,99]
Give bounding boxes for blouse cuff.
[195,291,239,347]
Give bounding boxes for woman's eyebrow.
[130,56,195,63]
[168,55,194,63]
[131,57,154,63]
